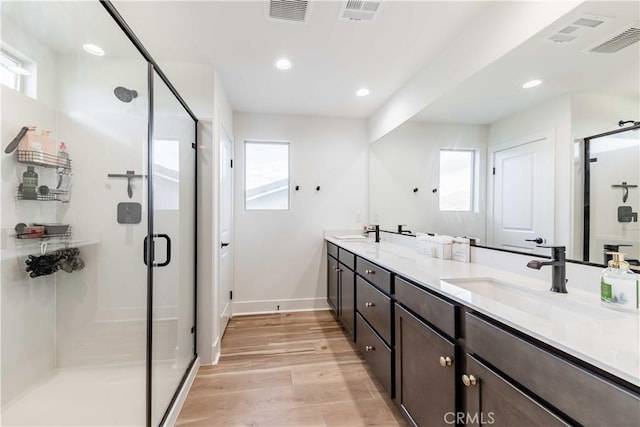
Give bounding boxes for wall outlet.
[356,213,361,223]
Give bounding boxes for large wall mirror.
[369,0,640,265]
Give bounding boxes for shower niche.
[1,2,197,426]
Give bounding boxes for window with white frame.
[439,149,476,212]
[244,141,290,211]
[0,50,27,92]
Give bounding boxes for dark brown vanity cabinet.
[354,255,394,396]
[465,313,640,426]
[327,252,339,312]
[326,242,355,338]
[325,241,640,427]
[395,303,456,427]
[356,313,392,395]
[462,354,569,427]
[339,261,355,337]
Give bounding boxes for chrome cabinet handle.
[365,302,375,308]
[462,374,477,386]
[365,345,375,352]
[439,356,453,367]
[364,269,375,275]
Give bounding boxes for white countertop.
[326,234,640,388]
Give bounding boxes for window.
[245,141,290,211]
[153,139,180,210]
[439,149,476,212]
[0,50,22,91]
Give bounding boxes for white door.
[490,132,554,254]
[219,128,233,334]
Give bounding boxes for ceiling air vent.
[268,0,309,23]
[572,17,605,28]
[339,0,381,22]
[589,26,640,53]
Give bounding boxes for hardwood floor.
[176,310,406,426]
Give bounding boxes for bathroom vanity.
[325,237,640,426]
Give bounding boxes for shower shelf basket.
[17,186,70,202]
[15,226,72,240]
[16,150,71,170]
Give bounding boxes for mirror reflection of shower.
[114,86,138,103]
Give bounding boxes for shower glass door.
[150,70,196,425]
[1,2,149,425]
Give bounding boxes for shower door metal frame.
[583,123,640,263]
[100,2,199,426]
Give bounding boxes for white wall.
[368,1,580,142]
[488,95,573,252]
[369,121,488,240]
[233,113,368,314]
[0,88,58,406]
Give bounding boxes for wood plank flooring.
[176,310,406,426]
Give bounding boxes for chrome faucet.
[365,224,380,243]
[526,245,567,293]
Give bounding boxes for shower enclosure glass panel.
[150,72,196,425]
[1,1,148,425]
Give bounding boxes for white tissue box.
[417,233,453,260]
[452,237,471,263]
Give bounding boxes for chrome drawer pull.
[364,269,376,275]
[462,374,477,387]
[365,302,375,308]
[365,345,375,352]
[439,356,453,367]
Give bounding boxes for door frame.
[218,124,234,335]
[486,129,555,249]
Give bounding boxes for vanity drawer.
[356,313,392,397]
[466,313,640,426]
[356,276,392,345]
[395,276,457,339]
[327,241,338,259]
[356,257,391,294]
[338,247,355,271]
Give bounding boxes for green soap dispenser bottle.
[22,166,38,200]
[601,252,639,311]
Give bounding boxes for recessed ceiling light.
[522,79,543,89]
[356,88,370,97]
[83,43,105,56]
[274,58,292,70]
[8,66,30,76]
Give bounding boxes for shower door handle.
[143,234,172,267]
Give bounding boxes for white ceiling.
[412,1,640,124]
[111,0,489,118]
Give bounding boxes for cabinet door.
[327,256,339,313]
[463,355,569,427]
[339,265,355,338]
[395,304,455,427]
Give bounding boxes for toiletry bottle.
[58,142,69,166]
[601,252,639,311]
[22,166,39,200]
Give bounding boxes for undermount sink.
[440,277,625,321]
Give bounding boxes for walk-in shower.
[1,2,197,426]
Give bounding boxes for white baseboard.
[211,336,221,365]
[232,297,330,316]
[161,356,200,427]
